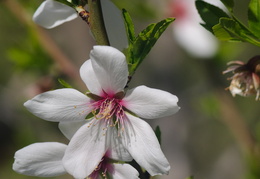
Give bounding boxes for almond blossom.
[24,45,180,178]
[169,0,224,58]
[13,142,139,179]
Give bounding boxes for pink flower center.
[89,95,126,132]
[88,154,114,179]
[169,0,188,20]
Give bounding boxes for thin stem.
[88,0,110,45]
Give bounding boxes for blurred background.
[0,0,260,178]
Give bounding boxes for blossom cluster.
[12,1,180,178]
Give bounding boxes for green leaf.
[213,17,260,46]
[154,126,161,145]
[58,78,73,88]
[127,17,175,75]
[122,9,135,43]
[212,18,241,41]
[220,0,234,12]
[248,0,260,38]
[196,0,230,33]
[85,112,94,120]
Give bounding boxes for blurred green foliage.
[7,32,53,75]
[112,0,157,20]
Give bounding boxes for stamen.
[89,96,126,135]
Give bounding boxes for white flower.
[33,0,128,51]
[170,0,225,58]
[13,142,139,179]
[24,45,180,178]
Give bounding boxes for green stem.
[89,0,110,45]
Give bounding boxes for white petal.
[80,60,103,96]
[109,128,132,161]
[13,142,67,177]
[112,163,139,179]
[173,20,218,58]
[122,114,170,176]
[24,88,92,122]
[63,121,108,178]
[124,85,180,119]
[101,0,128,51]
[33,0,77,29]
[171,0,223,58]
[90,46,128,96]
[58,120,88,140]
